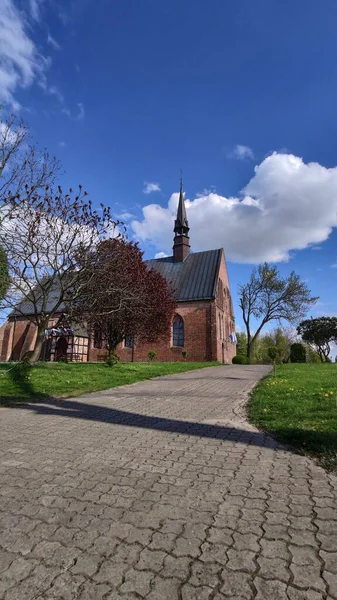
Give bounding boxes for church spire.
[173,177,190,262]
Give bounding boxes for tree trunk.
[247,337,254,361]
[29,327,46,364]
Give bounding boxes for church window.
[218,314,222,339]
[172,315,184,347]
[124,335,134,348]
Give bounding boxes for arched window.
[218,313,222,339]
[172,315,184,347]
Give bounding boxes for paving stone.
[173,536,202,558]
[260,539,289,560]
[70,553,101,577]
[320,551,337,574]
[324,570,337,599]
[286,587,324,600]
[181,583,214,600]
[257,556,290,583]
[146,576,181,600]
[161,554,191,580]
[136,548,167,572]
[290,564,326,592]
[226,548,256,573]
[254,577,288,600]
[220,569,253,598]
[0,364,335,600]
[46,572,85,600]
[189,560,222,587]
[119,568,154,597]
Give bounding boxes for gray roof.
[12,249,222,317]
[12,280,68,317]
[145,249,223,302]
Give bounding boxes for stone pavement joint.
[0,364,336,599]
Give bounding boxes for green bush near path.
[249,363,337,472]
[0,361,220,404]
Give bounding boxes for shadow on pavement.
[6,396,284,449]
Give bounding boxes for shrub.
[290,343,306,363]
[232,355,250,365]
[268,346,278,361]
[182,350,188,361]
[148,349,157,362]
[105,353,119,367]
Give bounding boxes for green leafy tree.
[297,317,337,362]
[290,342,306,363]
[236,332,247,357]
[238,263,318,361]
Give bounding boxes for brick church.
[0,184,236,363]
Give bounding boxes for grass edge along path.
[0,361,221,405]
[248,363,337,472]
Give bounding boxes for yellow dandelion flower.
[324,394,329,397]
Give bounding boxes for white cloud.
[47,32,61,51]
[311,245,322,251]
[29,0,42,21]
[118,211,134,220]
[331,263,337,269]
[132,153,337,264]
[76,102,85,120]
[0,0,49,107]
[143,182,161,194]
[61,102,85,120]
[154,252,168,259]
[58,141,66,148]
[230,144,255,160]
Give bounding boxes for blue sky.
[1,0,337,340]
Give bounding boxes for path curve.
[0,365,336,600]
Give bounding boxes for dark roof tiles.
[145,249,222,301]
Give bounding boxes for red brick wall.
[88,300,213,362]
[213,252,237,364]
[0,318,38,361]
[0,251,236,364]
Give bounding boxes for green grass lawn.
[0,361,220,404]
[249,363,337,472]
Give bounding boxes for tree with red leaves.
[70,238,176,360]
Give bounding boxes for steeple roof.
[174,178,189,235]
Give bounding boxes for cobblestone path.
[1,365,337,599]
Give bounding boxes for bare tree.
[1,186,117,362]
[0,110,60,218]
[239,263,318,361]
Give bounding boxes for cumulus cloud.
[0,0,49,107]
[143,182,161,194]
[132,153,337,264]
[154,251,168,259]
[229,144,255,160]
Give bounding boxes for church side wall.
[213,253,237,364]
[88,300,212,362]
[0,318,38,362]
